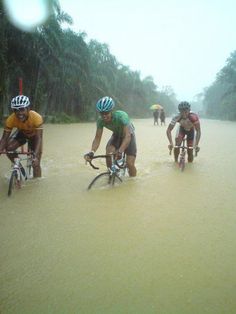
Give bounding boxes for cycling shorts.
[11,130,42,153]
[106,133,137,157]
[176,126,195,146]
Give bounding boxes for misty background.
[0,0,236,121]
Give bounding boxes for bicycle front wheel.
[8,170,19,196]
[88,172,122,190]
[179,158,185,172]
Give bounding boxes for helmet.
[11,95,30,110]
[178,101,190,111]
[96,96,115,112]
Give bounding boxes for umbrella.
[150,104,163,110]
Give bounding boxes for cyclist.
[84,96,137,177]
[166,101,201,162]
[0,95,43,177]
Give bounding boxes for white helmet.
[96,96,115,112]
[11,95,30,110]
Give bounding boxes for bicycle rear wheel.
[8,170,19,196]
[88,172,122,190]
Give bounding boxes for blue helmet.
[96,96,115,112]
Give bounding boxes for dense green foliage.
[0,0,177,123]
[203,51,236,120]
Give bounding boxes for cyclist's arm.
[33,128,43,158]
[166,123,175,147]
[194,122,201,147]
[91,128,103,153]
[118,125,131,153]
[0,130,11,152]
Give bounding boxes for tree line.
[0,0,177,123]
[202,50,236,120]
[1,0,235,122]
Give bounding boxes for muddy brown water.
[0,118,236,313]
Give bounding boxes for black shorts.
[176,126,195,146]
[106,133,137,157]
[11,130,37,151]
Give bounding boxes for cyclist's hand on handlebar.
[115,150,123,160]
[84,151,94,161]
[195,146,200,153]
[168,144,173,151]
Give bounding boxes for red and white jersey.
[170,112,200,131]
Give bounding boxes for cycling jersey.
[4,110,43,138]
[170,112,199,131]
[97,110,135,136]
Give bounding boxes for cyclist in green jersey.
[84,96,137,177]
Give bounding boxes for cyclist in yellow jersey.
[0,95,43,177]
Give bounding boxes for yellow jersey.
[4,110,43,138]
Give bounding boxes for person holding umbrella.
[160,108,166,126]
[150,104,163,126]
[153,109,159,125]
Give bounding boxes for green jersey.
[97,110,134,137]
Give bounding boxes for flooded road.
[0,118,236,313]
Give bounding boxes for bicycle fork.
[12,158,27,188]
[179,149,186,171]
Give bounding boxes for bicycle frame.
[177,138,192,171]
[0,150,33,196]
[169,137,196,172]
[87,153,127,190]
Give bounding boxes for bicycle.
[0,150,34,196]
[86,153,127,190]
[169,137,198,172]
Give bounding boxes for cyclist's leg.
[29,136,42,177]
[126,155,136,176]
[174,126,184,162]
[125,134,137,177]
[6,131,26,162]
[106,135,119,168]
[187,129,194,162]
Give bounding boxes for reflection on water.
[0,118,236,313]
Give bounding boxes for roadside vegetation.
[0,0,235,123]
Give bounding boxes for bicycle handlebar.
[174,145,194,149]
[87,154,109,169]
[87,153,126,170]
[0,150,33,155]
[169,146,198,157]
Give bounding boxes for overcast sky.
[59,0,236,101]
[4,0,236,101]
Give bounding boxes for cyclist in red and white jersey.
[166,101,201,163]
